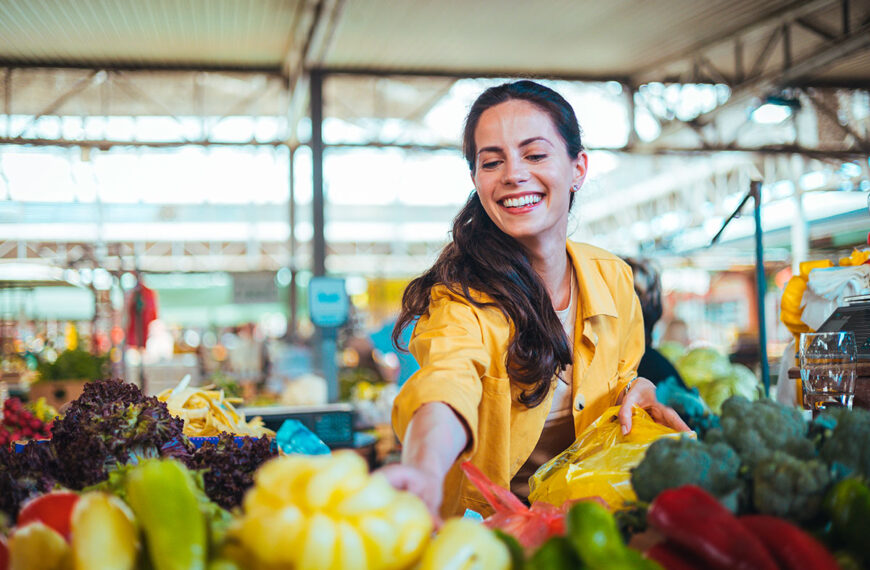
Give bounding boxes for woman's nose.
[501,157,529,185]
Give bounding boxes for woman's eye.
[526,154,547,161]
[481,160,501,169]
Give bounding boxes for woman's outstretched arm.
[379,401,469,522]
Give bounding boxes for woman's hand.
[617,376,690,435]
[378,463,445,525]
[376,402,470,526]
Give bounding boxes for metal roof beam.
[636,18,870,151]
[1,136,866,160]
[631,0,839,84]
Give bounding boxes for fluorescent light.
[750,103,792,124]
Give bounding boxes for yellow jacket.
[392,242,645,518]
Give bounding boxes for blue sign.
[308,277,349,327]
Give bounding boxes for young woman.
[381,81,689,520]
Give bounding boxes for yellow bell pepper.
[9,522,72,570]
[232,451,432,570]
[418,518,511,570]
[70,492,139,570]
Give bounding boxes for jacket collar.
[567,241,619,321]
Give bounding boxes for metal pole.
[311,69,326,277]
[751,181,771,395]
[309,69,329,388]
[287,145,298,341]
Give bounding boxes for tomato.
[16,491,80,541]
[0,534,8,570]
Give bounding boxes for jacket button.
[574,393,585,411]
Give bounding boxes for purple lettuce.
[190,433,275,510]
[0,441,60,520]
[50,379,194,489]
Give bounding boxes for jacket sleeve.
[391,289,492,458]
[615,264,646,398]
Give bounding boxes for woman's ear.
[572,151,589,190]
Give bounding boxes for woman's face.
[471,99,587,254]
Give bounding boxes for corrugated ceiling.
[0,0,304,70]
[0,0,867,85]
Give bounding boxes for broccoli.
[705,396,814,468]
[631,436,742,510]
[819,406,870,480]
[751,451,831,522]
[656,377,721,439]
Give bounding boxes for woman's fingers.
[617,400,634,435]
[661,405,691,432]
[378,464,444,524]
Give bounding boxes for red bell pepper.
[739,515,838,570]
[647,485,777,570]
[645,541,707,570]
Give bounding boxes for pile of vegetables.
[228,450,433,569]
[631,395,870,566]
[0,379,276,521]
[35,348,107,382]
[674,347,760,413]
[0,398,53,448]
[646,485,838,570]
[2,459,227,570]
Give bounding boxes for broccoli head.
[705,396,814,468]
[751,451,831,522]
[819,406,870,480]
[631,435,742,510]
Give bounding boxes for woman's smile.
[500,192,543,210]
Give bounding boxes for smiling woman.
[379,80,689,520]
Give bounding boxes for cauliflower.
[752,451,831,522]
[631,436,742,510]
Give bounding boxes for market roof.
[0,0,868,85]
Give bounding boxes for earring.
[571,185,578,192]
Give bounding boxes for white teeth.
[503,194,542,208]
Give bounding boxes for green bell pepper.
[824,478,870,561]
[125,459,208,570]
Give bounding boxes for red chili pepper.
[647,485,777,570]
[739,515,839,570]
[645,541,707,570]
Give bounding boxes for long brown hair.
[393,80,583,407]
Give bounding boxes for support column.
[287,145,298,341]
[311,69,326,277]
[790,155,809,274]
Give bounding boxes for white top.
[509,270,579,499]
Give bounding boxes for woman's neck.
[528,244,572,311]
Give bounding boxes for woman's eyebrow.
[477,136,552,155]
[519,136,550,147]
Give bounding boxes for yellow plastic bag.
[528,406,689,509]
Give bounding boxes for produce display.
[1,375,867,569]
[157,378,273,438]
[229,451,432,569]
[0,379,274,522]
[0,398,54,448]
[632,395,870,567]
[674,347,760,413]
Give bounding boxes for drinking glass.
[799,332,857,415]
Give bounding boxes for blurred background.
[0,0,868,449]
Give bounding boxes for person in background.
[380,80,689,520]
[623,258,688,389]
[661,317,690,348]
